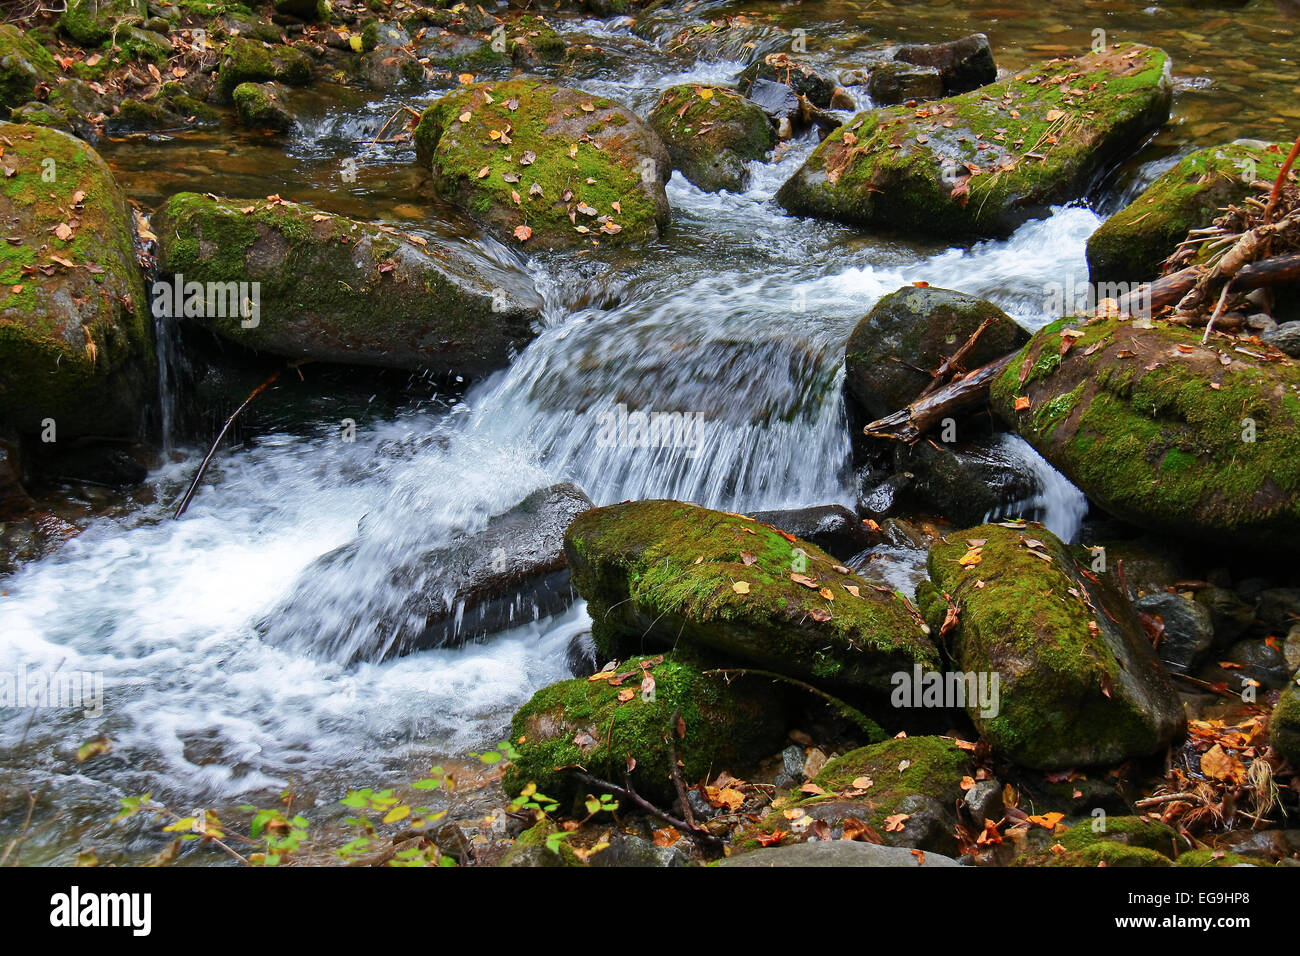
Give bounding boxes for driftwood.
[1115,252,1300,318]
[918,316,997,399]
[863,352,1015,443]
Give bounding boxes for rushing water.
[2,0,1295,861]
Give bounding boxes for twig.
[918,316,997,399]
[665,709,696,829]
[703,667,881,737]
[1202,279,1234,344]
[567,770,722,850]
[1263,132,1300,225]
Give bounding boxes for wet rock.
[1253,588,1300,635]
[216,37,314,101]
[778,44,1172,238]
[1087,141,1289,284]
[273,0,331,22]
[717,840,960,867]
[1135,592,1214,674]
[747,504,882,561]
[152,192,542,376]
[564,499,939,694]
[745,78,801,124]
[108,83,221,134]
[992,316,1300,553]
[1201,638,1291,690]
[1194,585,1256,646]
[502,651,787,805]
[749,737,973,855]
[414,80,670,249]
[497,819,581,867]
[0,511,78,577]
[918,524,1185,769]
[648,84,775,193]
[866,61,943,106]
[232,81,295,131]
[588,833,692,868]
[893,33,997,96]
[1263,321,1300,358]
[845,286,1028,423]
[0,123,152,443]
[32,440,150,487]
[860,436,1039,527]
[565,629,597,676]
[59,0,147,48]
[736,53,838,109]
[262,483,592,664]
[964,778,1004,823]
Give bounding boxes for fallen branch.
[567,770,722,851]
[863,352,1015,443]
[1264,131,1300,225]
[704,667,880,737]
[173,367,284,519]
[918,316,997,399]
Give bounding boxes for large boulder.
[502,651,787,804]
[918,523,1185,769]
[777,44,1172,238]
[648,84,775,193]
[1015,816,1180,866]
[152,192,542,377]
[0,123,152,441]
[414,80,671,249]
[1087,140,1289,284]
[990,316,1300,552]
[564,499,939,694]
[261,483,592,664]
[844,286,1028,422]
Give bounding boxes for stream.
[2,0,1297,863]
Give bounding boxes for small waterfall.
[983,433,1090,543]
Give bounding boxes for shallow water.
[3,0,1294,861]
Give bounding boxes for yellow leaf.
[732,581,750,594]
[383,805,411,824]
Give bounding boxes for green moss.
[0,24,58,112]
[414,80,668,249]
[502,652,786,804]
[926,523,1183,768]
[993,316,1300,551]
[1088,141,1289,283]
[216,37,313,100]
[777,44,1171,237]
[1271,677,1300,767]
[232,82,292,131]
[565,500,938,695]
[648,84,775,193]
[1174,848,1261,867]
[0,122,152,440]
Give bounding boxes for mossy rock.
[0,24,58,113]
[1271,672,1300,768]
[505,14,567,65]
[59,0,148,48]
[152,192,542,377]
[414,80,671,249]
[648,84,775,193]
[844,285,1028,422]
[0,122,152,441]
[216,37,313,101]
[232,81,294,131]
[108,88,220,134]
[991,316,1300,552]
[564,499,939,694]
[1018,815,1180,866]
[744,736,973,855]
[1087,140,1289,284]
[497,819,585,867]
[1175,848,1261,867]
[923,523,1184,769]
[502,652,787,805]
[777,44,1172,238]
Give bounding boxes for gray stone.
[868,60,943,105]
[749,505,882,561]
[717,840,961,867]
[1263,321,1300,358]
[893,33,997,95]
[589,833,692,868]
[1135,592,1215,674]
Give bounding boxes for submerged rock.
[261,483,592,664]
[0,123,153,442]
[991,316,1300,552]
[152,192,542,376]
[564,499,939,694]
[777,44,1172,238]
[414,80,671,249]
[1087,140,1289,284]
[502,651,787,804]
[844,286,1028,422]
[918,523,1185,769]
[648,84,775,193]
[747,736,974,855]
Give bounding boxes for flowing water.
[2,0,1297,862]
